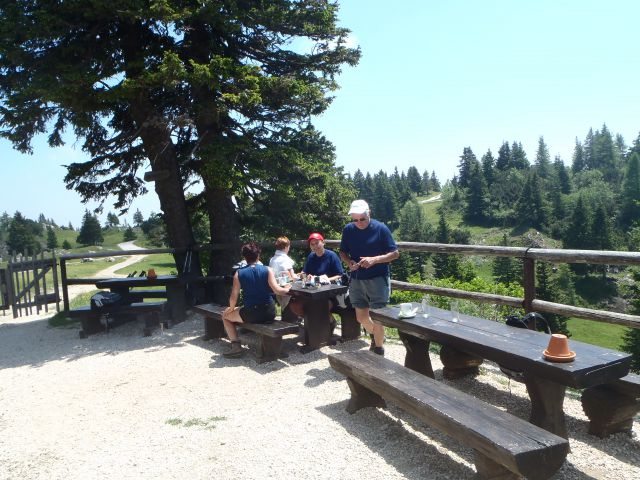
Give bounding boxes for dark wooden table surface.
[370,302,632,438]
[95,275,186,325]
[289,283,348,352]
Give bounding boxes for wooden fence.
[2,252,60,318]
[57,240,640,330]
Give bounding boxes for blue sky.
[2,0,639,226]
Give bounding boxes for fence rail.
[55,240,640,330]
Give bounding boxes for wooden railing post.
[60,258,69,313]
[523,256,535,313]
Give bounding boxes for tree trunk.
[205,185,240,304]
[120,19,201,279]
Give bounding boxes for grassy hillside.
[417,196,629,351]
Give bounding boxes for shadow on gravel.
[0,314,204,370]
[318,399,476,479]
[320,399,601,480]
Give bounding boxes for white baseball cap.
[348,199,369,215]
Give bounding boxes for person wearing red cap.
[339,199,399,356]
[301,232,344,282]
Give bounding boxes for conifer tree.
[496,142,511,171]
[46,226,58,250]
[133,209,144,227]
[457,147,477,188]
[515,171,548,230]
[511,142,529,170]
[535,136,551,178]
[7,212,37,255]
[492,234,520,285]
[406,166,423,195]
[432,210,460,279]
[619,153,640,229]
[481,149,495,187]
[429,171,441,191]
[421,170,431,195]
[571,139,586,173]
[76,210,104,246]
[464,161,489,224]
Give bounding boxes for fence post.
[61,258,69,313]
[523,257,535,313]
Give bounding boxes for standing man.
[339,199,399,356]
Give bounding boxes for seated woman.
[221,242,291,358]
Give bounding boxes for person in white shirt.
[268,236,296,310]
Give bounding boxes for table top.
[370,303,631,389]
[95,275,181,289]
[289,283,347,300]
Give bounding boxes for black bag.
[501,312,550,381]
[506,312,550,333]
[90,291,125,311]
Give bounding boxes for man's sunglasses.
[352,217,368,223]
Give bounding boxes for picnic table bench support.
[440,344,484,380]
[398,331,434,378]
[331,306,361,342]
[581,373,640,438]
[524,373,568,439]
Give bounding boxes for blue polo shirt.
[303,249,344,277]
[340,219,397,280]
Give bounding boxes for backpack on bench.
[90,291,126,312]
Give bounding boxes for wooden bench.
[125,289,168,302]
[329,351,569,480]
[582,372,640,437]
[68,302,166,338]
[194,303,300,363]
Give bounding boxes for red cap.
[307,232,324,244]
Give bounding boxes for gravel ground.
[0,310,638,480]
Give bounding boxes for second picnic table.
[95,274,186,325]
[370,302,632,439]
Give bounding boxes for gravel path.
[0,310,638,480]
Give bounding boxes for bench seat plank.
[329,351,568,480]
[194,303,299,363]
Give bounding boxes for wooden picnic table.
[95,275,186,325]
[370,302,632,439]
[289,283,348,352]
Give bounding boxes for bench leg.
[440,344,483,379]
[336,308,361,341]
[255,336,285,364]
[203,317,226,340]
[79,313,106,337]
[524,373,568,439]
[581,385,639,438]
[399,332,434,378]
[474,453,520,480]
[142,312,160,337]
[344,378,386,414]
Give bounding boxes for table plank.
[371,304,631,389]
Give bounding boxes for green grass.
[113,253,177,276]
[567,317,627,351]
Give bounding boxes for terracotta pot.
[546,334,571,357]
[147,268,157,279]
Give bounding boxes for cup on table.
[450,300,460,323]
[399,302,415,317]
